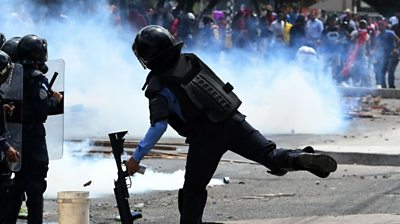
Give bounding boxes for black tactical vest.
[144,53,241,136]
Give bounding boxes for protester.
[289,14,307,56]
[305,10,324,50]
[321,15,342,80]
[374,21,400,88]
[127,4,148,31]
[270,12,287,48]
[342,20,371,87]
[232,3,253,48]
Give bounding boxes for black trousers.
[0,176,12,224]
[4,174,47,224]
[3,136,49,224]
[179,113,292,223]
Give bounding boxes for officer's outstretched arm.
[127,119,168,175]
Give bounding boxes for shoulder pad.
[144,76,163,99]
[30,69,44,78]
[184,53,200,65]
[157,54,201,84]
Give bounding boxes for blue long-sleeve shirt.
[132,88,184,162]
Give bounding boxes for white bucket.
[57,191,90,224]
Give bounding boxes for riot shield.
[44,59,65,160]
[0,63,23,171]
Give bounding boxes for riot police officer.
[127,25,337,224]
[1,37,22,63]
[0,33,5,47]
[0,50,21,223]
[4,34,63,224]
[0,33,6,47]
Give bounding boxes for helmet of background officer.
[1,37,21,63]
[0,33,5,47]
[296,45,318,64]
[132,25,183,70]
[187,12,195,21]
[359,19,368,29]
[17,34,48,66]
[0,50,14,85]
[186,12,196,28]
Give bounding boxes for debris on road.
[344,95,400,118]
[223,177,230,184]
[242,193,295,199]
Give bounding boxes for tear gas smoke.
[45,141,224,199]
[199,50,347,134]
[0,1,347,139]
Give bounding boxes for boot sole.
[297,153,338,174]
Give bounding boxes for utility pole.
[225,0,235,48]
[352,0,358,14]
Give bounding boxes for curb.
[223,213,400,224]
[316,150,400,166]
[338,87,400,98]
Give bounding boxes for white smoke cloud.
[45,141,224,199]
[0,0,348,139]
[198,50,347,134]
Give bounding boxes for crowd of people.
[115,2,400,89]
[1,1,399,88]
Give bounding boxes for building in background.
[310,0,376,15]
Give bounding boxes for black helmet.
[1,37,21,62]
[132,25,179,69]
[0,50,13,85]
[0,33,5,47]
[17,34,48,65]
[359,19,368,29]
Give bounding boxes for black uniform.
[0,95,13,224]
[0,95,12,157]
[133,25,337,224]
[0,50,18,224]
[144,49,335,224]
[4,67,58,224]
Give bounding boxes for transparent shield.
[0,63,23,171]
[45,59,65,160]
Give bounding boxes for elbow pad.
[149,95,169,125]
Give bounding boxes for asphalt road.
[39,130,400,224]
[41,160,400,224]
